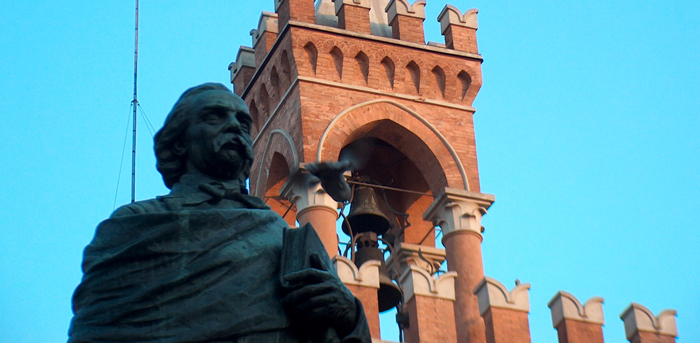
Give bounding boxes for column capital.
[474,277,530,315]
[620,303,677,340]
[423,187,494,237]
[548,291,604,327]
[280,165,339,214]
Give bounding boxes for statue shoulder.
[110,198,170,218]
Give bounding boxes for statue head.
[154,83,254,189]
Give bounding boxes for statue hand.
[281,254,357,336]
[306,160,352,202]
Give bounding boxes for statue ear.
[173,140,186,156]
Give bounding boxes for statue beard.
[190,133,254,182]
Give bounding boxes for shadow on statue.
[68,83,371,343]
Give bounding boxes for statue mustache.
[214,133,254,160]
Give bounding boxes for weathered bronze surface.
[68,83,370,343]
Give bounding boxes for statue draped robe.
[68,175,370,343]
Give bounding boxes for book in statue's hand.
[279,223,336,289]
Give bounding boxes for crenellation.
[548,291,605,343]
[474,277,532,343]
[386,0,426,44]
[229,46,255,95]
[438,6,479,53]
[336,0,372,34]
[620,303,677,343]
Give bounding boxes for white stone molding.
[385,0,426,23]
[620,303,677,339]
[229,46,255,81]
[548,291,604,327]
[280,165,339,214]
[437,6,478,34]
[386,242,446,278]
[473,277,530,315]
[399,265,457,302]
[251,12,279,47]
[253,129,299,197]
[333,255,381,288]
[423,187,494,237]
[335,0,372,15]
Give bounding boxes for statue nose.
[224,114,242,132]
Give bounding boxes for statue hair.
[154,83,251,190]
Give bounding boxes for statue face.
[183,90,254,181]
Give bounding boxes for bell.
[342,185,391,236]
[353,232,403,313]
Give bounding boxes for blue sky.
[1,1,698,342]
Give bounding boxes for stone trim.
[473,276,530,315]
[385,0,426,23]
[423,187,495,236]
[399,265,457,302]
[280,166,339,213]
[437,6,478,33]
[229,46,255,82]
[251,11,279,47]
[386,242,446,277]
[253,129,299,197]
[333,255,381,288]
[335,0,371,15]
[620,303,677,339]
[548,291,604,327]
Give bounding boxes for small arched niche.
[303,43,318,75]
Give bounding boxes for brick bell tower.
[230,1,496,342]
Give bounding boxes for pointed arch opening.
[381,57,395,89]
[303,43,318,75]
[406,61,420,94]
[330,46,344,80]
[355,51,370,84]
[458,71,472,102]
[432,66,446,99]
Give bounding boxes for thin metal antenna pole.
[131,0,139,203]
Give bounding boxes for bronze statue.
[68,83,370,343]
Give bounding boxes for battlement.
[230,0,482,104]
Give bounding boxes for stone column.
[620,303,677,343]
[281,167,339,258]
[334,256,382,339]
[424,188,495,343]
[474,277,532,343]
[548,291,605,343]
[393,243,458,343]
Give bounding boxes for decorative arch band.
[254,129,299,197]
[315,99,469,191]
